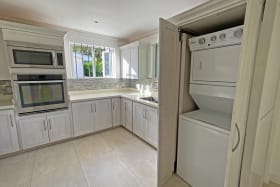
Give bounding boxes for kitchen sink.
[140,96,158,103]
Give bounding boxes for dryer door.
[191,45,241,83]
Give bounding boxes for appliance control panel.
[189,25,243,51]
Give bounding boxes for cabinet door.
[133,102,145,138]
[72,101,94,137]
[130,46,139,79]
[47,111,71,142]
[145,106,159,148]
[0,110,19,155]
[121,98,126,126]
[125,99,133,131]
[19,116,49,149]
[112,98,121,126]
[94,99,112,132]
[121,48,131,78]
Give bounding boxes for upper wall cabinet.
[121,33,159,80]
[139,43,159,80]
[121,42,139,79]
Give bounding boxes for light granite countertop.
[69,88,158,108]
[0,95,14,111]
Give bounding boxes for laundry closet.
[157,0,280,187]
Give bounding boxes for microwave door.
[9,46,56,68]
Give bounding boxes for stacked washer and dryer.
[177,25,244,187]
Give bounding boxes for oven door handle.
[16,80,64,84]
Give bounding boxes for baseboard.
[270,174,280,185]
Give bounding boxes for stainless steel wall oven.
[12,73,68,114]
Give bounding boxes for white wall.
[64,30,125,79]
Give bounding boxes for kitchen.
[0,0,280,187]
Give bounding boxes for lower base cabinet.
[0,110,19,155]
[121,98,133,131]
[72,99,113,136]
[133,102,158,148]
[18,110,71,149]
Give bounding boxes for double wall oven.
[8,42,68,114]
[12,74,68,114]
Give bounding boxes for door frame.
[157,0,265,186]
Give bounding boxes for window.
[70,43,115,78]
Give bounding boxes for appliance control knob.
[234,28,243,38]
[198,38,206,45]
[210,35,217,42]
[219,33,226,40]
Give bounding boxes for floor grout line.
[71,141,91,187]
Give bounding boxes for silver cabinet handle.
[112,102,115,110]
[91,104,94,113]
[95,103,97,112]
[232,123,240,152]
[143,110,146,119]
[48,119,52,130]
[9,114,14,128]
[43,120,47,131]
[199,61,203,70]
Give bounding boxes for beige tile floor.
[0,127,158,187]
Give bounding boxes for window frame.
[69,42,115,79]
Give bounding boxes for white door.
[0,110,19,155]
[72,101,94,136]
[121,48,130,78]
[239,0,280,186]
[47,110,71,142]
[158,18,181,186]
[192,45,241,83]
[19,116,49,149]
[145,106,159,148]
[112,98,121,126]
[94,99,112,132]
[125,99,133,131]
[223,1,266,186]
[130,46,139,79]
[133,102,146,139]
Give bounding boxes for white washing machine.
[176,25,243,187]
[177,110,231,187]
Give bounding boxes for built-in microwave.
[12,73,68,114]
[8,44,65,69]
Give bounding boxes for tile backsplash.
[67,78,158,92]
[67,78,131,91]
[0,80,12,96]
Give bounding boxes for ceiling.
[0,0,209,41]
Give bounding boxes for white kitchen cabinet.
[19,116,49,149]
[94,99,112,131]
[47,110,72,142]
[112,97,121,126]
[145,106,159,147]
[121,98,133,131]
[121,42,139,79]
[130,46,139,79]
[19,110,71,149]
[133,102,146,139]
[0,110,19,155]
[132,102,158,148]
[72,101,94,136]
